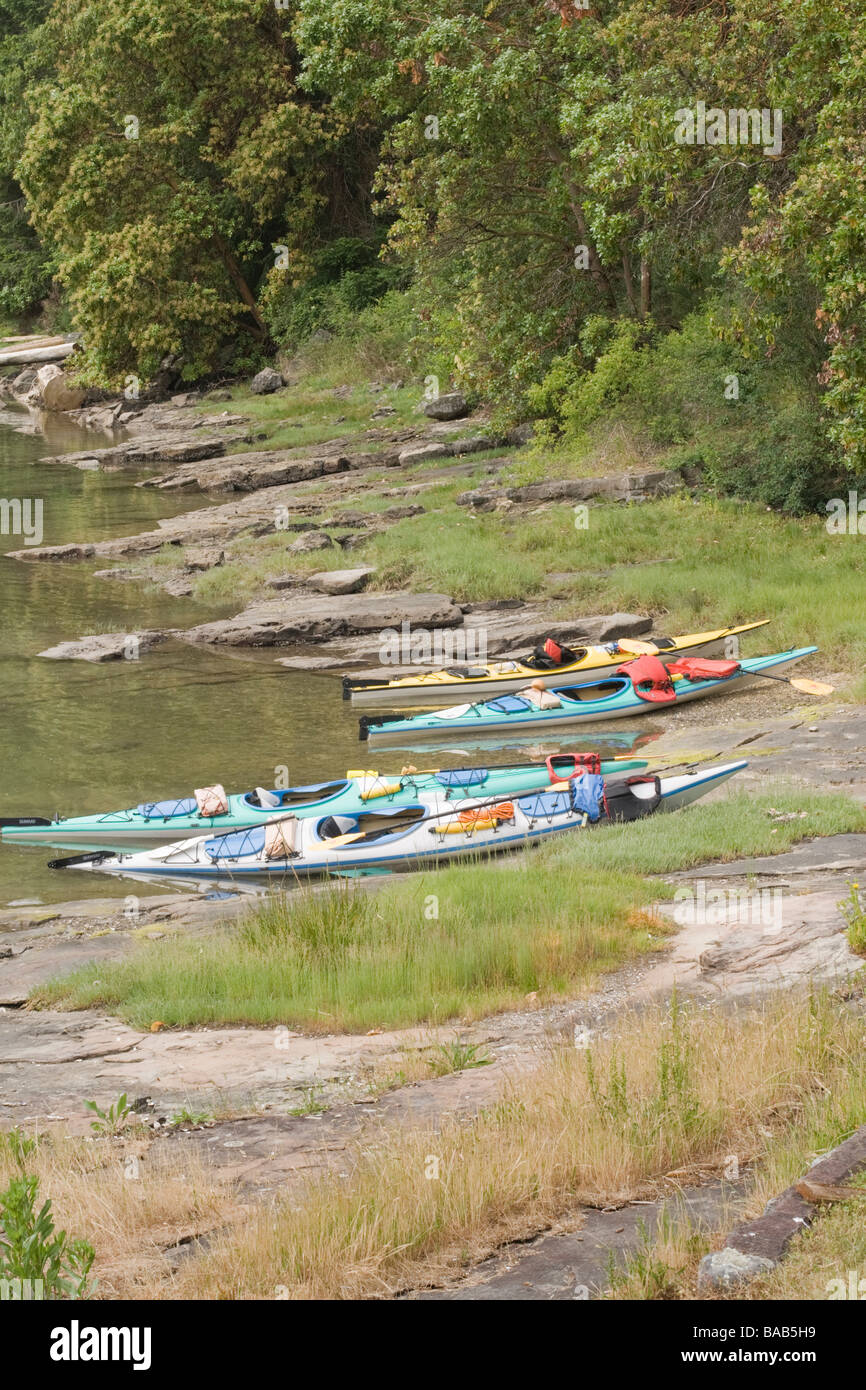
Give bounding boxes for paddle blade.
[325,831,367,847]
[790,677,835,696]
[616,638,659,656]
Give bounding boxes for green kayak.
[0,754,648,852]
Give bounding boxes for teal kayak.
[359,648,819,744]
[0,755,648,852]
[50,762,749,884]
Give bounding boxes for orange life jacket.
[616,654,676,703]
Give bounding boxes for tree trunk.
[640,257,652,319]
[622,255,638,317]
[570,201,616,308]
[213,232,268,338]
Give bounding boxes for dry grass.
[0,1128,237,1298]
[604,990,866,1300]
[159,990,864,1301]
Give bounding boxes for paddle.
[747,671,835,696]
[0,816,52,827]
[395,754,640,777]
[615,638,660,656]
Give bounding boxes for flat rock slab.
[309,567,375,595]
[398,435,503,467]
[415,1180,746,1300]
[0,937,132,1007]
[40,435,235,470]
[276,610,652,671]
[0,1001,503,1140]
[38,630,173,662]
[645,881,862,1001]
[170,1063,505,1195]
[458,468,686,510]
[696,889,860,993]
[140,451,352,494]
[0,1014,144,1067]
[184,591,464,646]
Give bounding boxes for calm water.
[0,406,659,907]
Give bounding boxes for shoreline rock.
[38,630,174,662]
[182,591,465,647]
[458,467,688,510]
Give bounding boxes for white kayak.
[50,761,747,882]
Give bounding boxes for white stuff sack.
[195,784,229,817]
[264,818,298,860]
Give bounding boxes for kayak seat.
[319,814,359,839]
[318,806,426,844]
[137,797,197,821]
[205,826,267,860]
[244,781,349,809]
[524,640,583,670]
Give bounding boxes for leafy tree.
[0,0,53,319]
[16,0,344,384]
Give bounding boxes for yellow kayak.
[344,620,770,707]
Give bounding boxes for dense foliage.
[2,0,866,502]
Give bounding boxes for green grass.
[154,342,866,690]
[32,862,667,1032]
[545,785,866,877]
[199,377,422,455]
[362,492,866,666]
[31,789,864,1033]
[838,882,866,957]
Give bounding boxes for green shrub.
[527,307,840,513]
[0,1174,95,1299]
[262,236,406,350]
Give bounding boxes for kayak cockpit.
[243,780,350,810]
[315,805,427,846]
[554,678,629,704]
